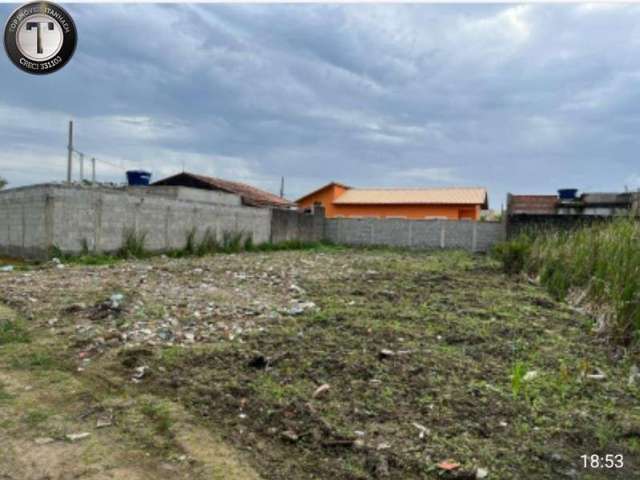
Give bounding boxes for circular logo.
[4,2,77,75]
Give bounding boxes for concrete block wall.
[0,186,51,258]
[324,217,504,252]
[0,184,271,258]
[0,184,504,258]
[270,206,325,243]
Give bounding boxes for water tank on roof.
[558,188,578,200]
[126,170,152,186]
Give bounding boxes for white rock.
[476,467,489,479]
[523,370,539,381]
[412,422,430,439]
[34,437,55,445]
[66,432,90,442]
[629,365,640,387]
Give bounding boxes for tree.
[0,177,6,190]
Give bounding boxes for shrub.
[491,236,532,274]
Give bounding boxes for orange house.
[296,182,488,220]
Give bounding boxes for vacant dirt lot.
[1,248,639,479]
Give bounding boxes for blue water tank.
[558,188,578,200]
[126,170,152,186]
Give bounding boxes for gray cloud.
[1,4,640,206]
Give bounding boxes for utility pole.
[280,176,285,198]
[67,120,73,182]
[79,152,84,181]
[91,157,96,183]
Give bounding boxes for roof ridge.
[350,186,486,191]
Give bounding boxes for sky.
[1,3,639,209]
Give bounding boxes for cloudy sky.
[1,3,639,208]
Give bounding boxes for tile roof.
[152,172,294,208]
[509,195,558,215]
[333,187,488,207]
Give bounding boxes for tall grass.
[492,218,640,344]
[118,228,148,259]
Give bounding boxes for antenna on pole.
[280,176,285,198]
[67,120,73,182]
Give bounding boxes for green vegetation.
[140,399,174,435]
[118,228,149,259]
[179,228,335,257]
[3,247,638,478]
[0,319,30,345]
[493,218,640,344]
[142,250,639,479]
[52,229,337,266]
[511,360,527,399]
[0,176,6,190]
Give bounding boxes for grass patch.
[140,399,173,435]
[0,383,12,402]
[0,319,30,345]
[493,218,640,344]
[22,409,51,427]
[9,349,67,371]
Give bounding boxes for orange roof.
[295,181,351,203]
[153,172,294,208]
[333,187,488,207]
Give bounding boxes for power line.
[71,148,127,171]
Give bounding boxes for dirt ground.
[1,248,639,479]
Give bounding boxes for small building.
[506,190,640,237]
[296,182,488,220]
[153,172,295,209]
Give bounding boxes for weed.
[511,361,527,399]
[10,350,64,370]
[184,227,197,255]
[140,400,173,435]
[118,228,148,259]
[23,409,50,427]
[491,236,531,274]
[159,346,185,367]
[197,228,220,256]
[0,319,30,345]
[0,383,12,402]
[48,245,64,259]
[222,231,244,253]
[80,238,91,255]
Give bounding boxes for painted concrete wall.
[297,183,349,218]
[325,217,504,252]
[0,184,271,258]
[332,204,480,220]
